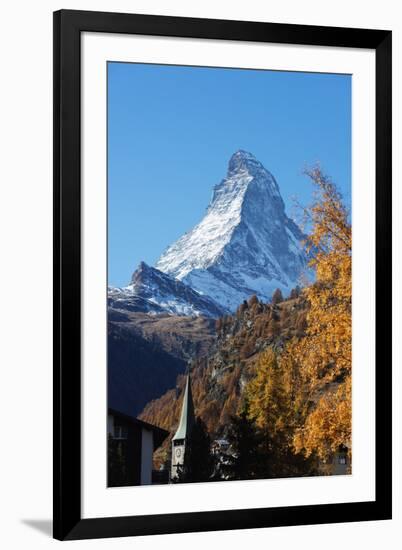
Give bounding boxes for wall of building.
[107,414,114,436]
[140,428,154,485]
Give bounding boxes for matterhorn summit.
[156,150,307,311]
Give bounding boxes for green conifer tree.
[175,418,215,483]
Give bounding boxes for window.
[113,425,128,439]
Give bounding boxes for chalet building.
[171,371,195,480]
[108,408,168,487]
[323,444,350,475]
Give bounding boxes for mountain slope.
[108,310,217,417]
[108,321,187,417]
[139,295,308,438]
[108,262,227,318]
[156,150,307,311]
[108,309,217,362]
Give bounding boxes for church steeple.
[173,371,195,442]
[171,366,195,479]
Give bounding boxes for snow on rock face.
[108,262,227,318]
[156,150,307,311]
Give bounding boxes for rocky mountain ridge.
[109,150,308,317]
[109,261,227,318]
[156,150,307,311]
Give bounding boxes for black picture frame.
[53,9,392,541]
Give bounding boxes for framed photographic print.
[53,9,392,541]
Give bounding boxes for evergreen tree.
[290,285,301,299]
[269,317,281,338]
[248,294,259,307]
[221,402,264,480]
[175,418,215,483]
[240,340,255,359]
[236,300,249,317]
[271,288,283,305]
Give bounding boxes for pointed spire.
[172,366,195,441]
[227,149,262,177]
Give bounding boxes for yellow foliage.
[300,167,351,385]
[247,349,280,430]
[294,377,351,460]
[245,167,352,464]
[292,167,352,459]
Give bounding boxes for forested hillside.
[140,292,307,435]
[140,168,352,476]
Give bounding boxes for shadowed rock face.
[108,321,186,417]
[108,311,216,416]
[156,150,307,311]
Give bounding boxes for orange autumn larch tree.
[291,166,352,463]
[244,167,352,469]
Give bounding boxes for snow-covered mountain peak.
[108,262,227,318]
[156,151,307,311]
[130,261,153,284]
[228,149,270,178]
[210,149,283,215]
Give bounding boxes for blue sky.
[108,62,351,287]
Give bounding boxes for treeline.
[215,286,306,361]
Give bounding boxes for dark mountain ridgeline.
[108,310,217,416]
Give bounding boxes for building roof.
[172,372,195,441]
[108,408,169,449]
